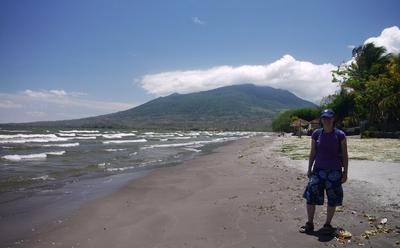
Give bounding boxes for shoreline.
[5,136,400,247]
[0,139,238,247]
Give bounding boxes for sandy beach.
[10,136,400,248]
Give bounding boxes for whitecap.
[106,166,136,172]
[142,141,210,149]
[102,139,147,144]
[142,137,240,150]
[183,147,202,153]
[0,129,31,133]
[102,133,137,139]
[59,130,99,133]
[0,134,58,139]
[169,136,192,140]
[104,148,127,152]
[72,136,97,140]
[32,175,55,181]
[78,133,103,137]
[98,162,111,168]
[2,153,47,161]
[42,143,80,147]
[1,146,14,149]
[57,133,76,137]
[0,135,70,144]
[106,159,162,172]
[47,151,66,156]
[2,150,66,161]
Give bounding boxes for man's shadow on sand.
[304,227,338,242]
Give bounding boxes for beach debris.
[395,240,400,246]
[361,227,393,239]
[336,229,352,240]
[336,207,344,212]
[351,210,357,214]
[335,228,352,245]
[238,154,243,158]
[228,195,238,200]
[250,160,256,164]
[14,239,24,245]
[362,213,377,223]
[360,214,393,240]
[357,243,365,246]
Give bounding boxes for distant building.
[291,118,309,137]
[305,118,320,135]
[309,118,320,129]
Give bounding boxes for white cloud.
[140,26,400,104]
[192,17,206,25]
[23,89,83,98]
[342,26,400,70]
[364,26,400,54]
[26,111,47,117]
[0,90,136,123]
[18,89,133,111]
[140,55,338,103]
[0,100,23,109]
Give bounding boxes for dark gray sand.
[6,137,400,247]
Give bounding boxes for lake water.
[0,128,271,245]
[0,128,270,195]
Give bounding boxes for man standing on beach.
[300,109,349,234]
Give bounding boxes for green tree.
[272,108,320,132]
[332,43,399,131]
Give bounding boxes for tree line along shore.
[272,43,400,139]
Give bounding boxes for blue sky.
[1,0,399,123]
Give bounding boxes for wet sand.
[11,136,400,247]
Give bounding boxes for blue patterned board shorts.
[303,169,343,207]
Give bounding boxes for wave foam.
[59,130,100,133]
[43,143,80,147]
[57,133,76,137]
[32,175,56,181]
[102,139,147,144]
[102,133,137,139]
[78,133,103,137]
[47,151,66,156]
[3,153,47,161]
[104,148,127,152]
[0,134,70,144]
[0,129,31,133]
[2,150,66,161]
[0,134,58,139]
[183,147,202,153]
[72,136,97,140]
[142,140,210,149]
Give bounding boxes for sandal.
[321,223,335,234]
[299,222,314,233]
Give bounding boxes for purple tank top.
[312,128,346,170]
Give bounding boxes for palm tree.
[343,43,392,126]
[378,54,400,130]
[349,43,391,81]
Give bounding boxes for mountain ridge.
[1,84,317,131]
